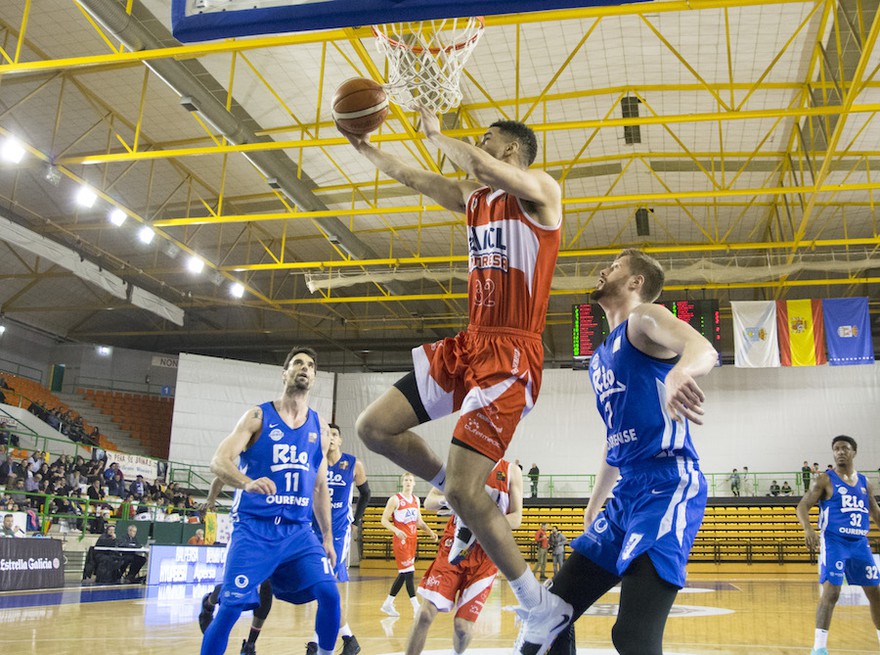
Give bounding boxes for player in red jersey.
[380,472,438,617]
[342,105,565,622]
[406,460,522,655]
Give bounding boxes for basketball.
[332,77,389,135]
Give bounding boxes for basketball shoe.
[305,642,318,655]
[512,586,573,655]
[810,649,828,655]
[380,599,399,617]
[240,640,256,655]
[341,635,361,655]
[448,516,477,565]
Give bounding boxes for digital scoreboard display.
[572,299,721,359]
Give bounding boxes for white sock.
[429,465,446,492]
[814,629,828,648]
[384,595,395,606]
[312,632,319,644]
[508,568,543,609]
[411,595,420,607]
[340,624,353,638]
[318,649,333,655]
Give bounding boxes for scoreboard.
[572,299,721,359]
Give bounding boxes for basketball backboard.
[171,0,644,42]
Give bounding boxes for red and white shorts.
[412,326,544,461]
[393,534,417,573]
[417,538,498,621]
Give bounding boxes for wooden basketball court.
[2,569,879,654]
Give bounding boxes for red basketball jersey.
[466,187,560,335]
[393,493,420,540]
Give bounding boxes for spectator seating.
[360,500,880,567]
[79,389,173,458]
[0,373,117,451]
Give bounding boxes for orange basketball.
[332,77,389,135]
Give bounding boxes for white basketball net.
[373,17,484,114]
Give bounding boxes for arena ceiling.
[0,0,879,369]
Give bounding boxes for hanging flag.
[822,297,874,366]
[204,511,217,545]
[731,301,780,368]
[776,299,826,366]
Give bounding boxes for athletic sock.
[247,625,261,644]
[384,594,396,605]
[508,568,543,609]
[340,623,353,638]
[876,629,880,644]
[429,465,446,492]
[814,629,828,649]
[318,649,333,655]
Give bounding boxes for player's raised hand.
[417,104,441,138]
[244,476,276,495]
[663,368,706,425]
[337,126,369,149]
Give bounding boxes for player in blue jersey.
[796,435,880,655]
[199,347,341,655]
[515,249,718,655]
[306,423,371,655]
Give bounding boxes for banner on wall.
[106,450,160,481]
[151,355,179,369]
[822,297,874,366]
[776,298,826,366]
[731,301,780,368]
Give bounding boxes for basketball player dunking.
[525,250,718,655]
[341,105,565,626]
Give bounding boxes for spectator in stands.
[107,471,126,497]
[0,445,6,466]
[103,462,120,482]
[742,466,753,495]
[24,473,40,493]
[0,454,11,485]
[87,426,100,446]
[90,524,123,584]
[188,529,206,545]
[811,462,820,482]
[129,475,146,500]
[769,480,781,496]
[528,463,540,498]
[801,461,812,492]
[116,494,136,519]
[781,481,793,496]
[0,376,10,390]
[533,522,549,581]
[729,468,741,497]
[10,478,28,508]
[548,525,568,577]
[27,451,43,474]
[1,514,24,538]
[118,525,146,583]
[149,478,165,498]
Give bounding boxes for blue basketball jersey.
[231,401,323,523]
[589,320,699,469]
[819,470,871,539]
[315,452,357,538]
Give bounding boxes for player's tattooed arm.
[210,406,275,494]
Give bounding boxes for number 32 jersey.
[819,470,871,539]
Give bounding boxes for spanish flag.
[776,299,826,366]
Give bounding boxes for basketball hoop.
[372,17,484,114]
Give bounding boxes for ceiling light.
[230,282,245,298]
[109,208,127,226]
[75,185,98,208]
[138,226,155,244]
[0,325,6,335]
[43,165,61,186]
[187,255,205,273]
[97,345,112,356]
[1,136,25,164]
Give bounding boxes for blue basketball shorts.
[572,457,707,588]
[332,524,352,583]
[819,533,880,586]
[221,518,335,609]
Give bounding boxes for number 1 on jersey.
[284,471,299,493]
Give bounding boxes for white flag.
[731,301,780,368]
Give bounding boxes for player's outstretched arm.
[205,477,225,511]
[340,129,477,213]
[210,407,275,494]
[418,107,561,227]
[629,304,717,425]
[505,462,524,530]
[423,487,447,512]
[796,474,829,552]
